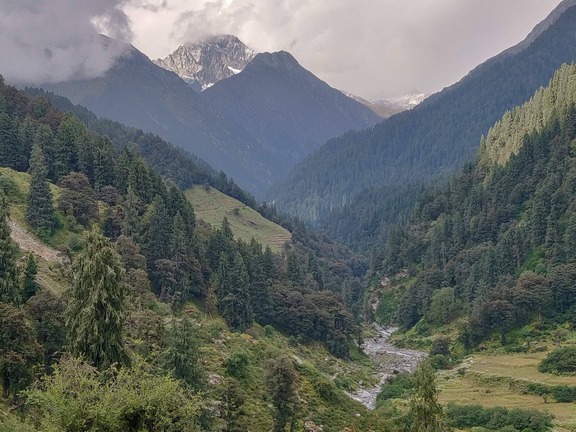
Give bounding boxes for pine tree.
[0,107,20,170]
[65,229,128,369]
[26,144,56,235]
[122,185,141,239]
[145,195,172,264]
[23,253,38,301]
[265,357,299,432]
[162,317,203,390]
[0,194,20,305]
[287,252,303,285]
[219,252,253,332]
[406,363,450,432]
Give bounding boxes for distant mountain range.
[34,35,379,195]
[154,35,256,91]
[269,0,576,236]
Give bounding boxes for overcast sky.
[0,0,565,98]
[124,0,564,98]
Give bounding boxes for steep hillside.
[376,64,576,348]
[270,1,576,228]
[200,51,380,180]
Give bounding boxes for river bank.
[347,326,426,409]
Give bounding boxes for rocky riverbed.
[347,326,426,410]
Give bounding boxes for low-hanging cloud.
[128,0,563,98]
[0,0,134,85]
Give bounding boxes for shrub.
[445,404,553,432]
[376,373,413,404]
[551,385,576,403]
[428,354,451,370]
[224,350,251,379]
[538,346,576,374]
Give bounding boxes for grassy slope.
[185,185,291,253]
[438,349,576,431]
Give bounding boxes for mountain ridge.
[269,2,576,232]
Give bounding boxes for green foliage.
[0,303,42,398]
[376,372,414,404]
[0,193,20,305]
[26,356,204,432]
[26,144,56,234]
[162,317,203,389]
[22,254,38,301]
[265,356,299,432]
[538,346,576,374]
[378,65,576,346]
[26,289,67,372]
[445,403,553,431]
[66,229,128,369]
[221,378,246,432]
[57,172,98,227]
[276,10,576,252]
[428,354,451,371]
[224,350,251,379]
[404,363,450,432]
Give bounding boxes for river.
[347,326,426,410]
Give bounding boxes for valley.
[1,1,576,431]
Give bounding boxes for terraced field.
[185,185,291,253]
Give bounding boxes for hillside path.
[9,219,64,264]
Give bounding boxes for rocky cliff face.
[155,35,256,91]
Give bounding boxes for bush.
[376,373,413,404]
[430,337,451,357]
[445,404,553,432]
[551,385,576,403]
[224,350,251,379]
[538,346,576,374]
[428,354,451,370]
[0,174,18,197]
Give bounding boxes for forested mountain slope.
[0,77,386,430]
[270,2,576,228]
[377,64,576,346]
[200,51,380,180]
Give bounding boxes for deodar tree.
[65,228,128,369]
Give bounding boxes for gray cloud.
[0,0,133,84]
[128,0,563,98]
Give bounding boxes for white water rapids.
[347,326,426,410]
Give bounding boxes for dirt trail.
[9,219,64,263]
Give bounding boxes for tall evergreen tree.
[219,252,253,332]
[26,144,56,235]
[287,252,304,285]
[23,253,38,301]
[405,363,450,432]
[122,185,141,240]
[0,106,20,170]
[0,194,20,305]
[162,317,203,390]
[265,356,299,432]
[145,194,172,264]
[65,229,128,369]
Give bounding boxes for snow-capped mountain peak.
[154,34,256,92]
[372,93,428,111]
